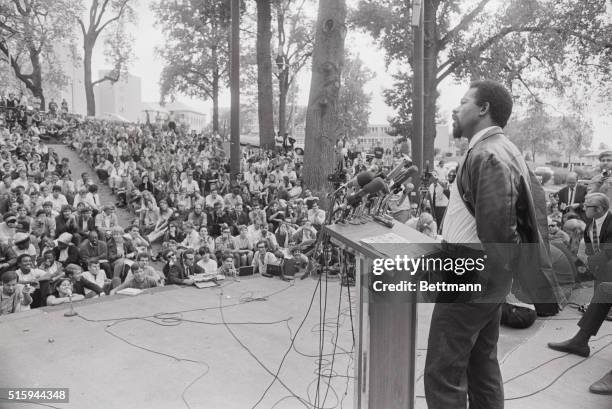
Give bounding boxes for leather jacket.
[456,127,563,304]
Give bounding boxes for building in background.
[357,124,396,151]
[94,71,142,122]
[140,102,169,126]
[164,101,207,132]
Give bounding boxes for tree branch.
[439,0,490,47]
[94,0,112,29]
[91,73,119,87]
[95,1,128,36]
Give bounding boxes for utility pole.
[412,0,424,175]
[230,0,240,181]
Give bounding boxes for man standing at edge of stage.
[424,80,557,409]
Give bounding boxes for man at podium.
[424,80,554,409]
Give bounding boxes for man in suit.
[547,281,612,394]
[582,193,612,285]
[165,248,204,285]
[425,80,558,409]
[556,172,587,219]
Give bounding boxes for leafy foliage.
[337,51,373,139]
[351,0,612,159]
[0,0,78,106]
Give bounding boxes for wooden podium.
[323,221,440,409]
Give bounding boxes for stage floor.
[1,278,611,409]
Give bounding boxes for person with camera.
[556,172,587,220]
[588,150,612,203]
[1,270,33,314]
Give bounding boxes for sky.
[91,1,610,148]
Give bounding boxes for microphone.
[64,290,78,317]
[385,157,413,181]
[347,177,387,207]
[328,170,375,198]
[390,165,419,193]
[354,171,376,187]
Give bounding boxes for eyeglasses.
[585,205,598,209]
[548,225,556,228]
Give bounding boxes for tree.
[153,0,232,132]
[302,0,346,200]
[555,115,594,165]
[352,0,612,166]
[74,0,135,116]
[0,0,76,109]
[273,0,314,139]
[337,51,373,139]
[256,0,275,148]
[505,102,555,163]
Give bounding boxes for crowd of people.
[0,96,428,314]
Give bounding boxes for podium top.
[323,221,440,260]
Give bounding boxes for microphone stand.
[64,293,78,317]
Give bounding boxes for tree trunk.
[278,72,288,137]
[212,47,220,132]
[422,0,438,168]
[29,47,45,110]
[303,0,346,204]
[84,40,96,116]
[276,3,288,138]
[256,0,275,149]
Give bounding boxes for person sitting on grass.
[218,253,239,282]
[46,277,85,306]
[62,263,104,298]
[110,264,158,295]
[196,247,218,275]
[1,270,33,314]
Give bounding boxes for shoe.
[589,371,612,395]
[262,273,272,278]
[606,312,612,322]
[547,339,590,357]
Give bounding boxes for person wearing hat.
[11,232,36,259]
[588,150,612,203]
[53,233,80,267]
[0,212,18,245]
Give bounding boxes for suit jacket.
[55,214,77,238]
[165,262,204,285]
[53,245,80,267]
[456,127,562,304]
[557,184,587,207]
[583,212,612,280]
[75,215,96,236]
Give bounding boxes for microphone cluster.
[333,158,419,227]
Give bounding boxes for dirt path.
[50,144,134,228]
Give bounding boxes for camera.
[603,170,611,178]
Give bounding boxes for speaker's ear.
[479,101,491,117]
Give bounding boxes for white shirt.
[197,258,218,275]
[590,211,609,244]
[82,270,107,295]
[441,126,497,244]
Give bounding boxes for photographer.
[588,150,612,203]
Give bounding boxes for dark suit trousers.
[425,303,503,409]
[579,282,612,336]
